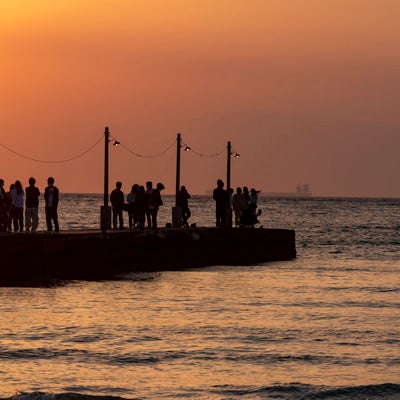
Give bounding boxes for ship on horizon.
[263,184,313,198]
[204,184,312,198]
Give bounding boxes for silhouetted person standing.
[144,181,154,228]
[0,179,7,232]
[44,177,59,233]
[135,185,147,231]
[6,184,14,232]
[110,181,124,229]
[148,182,164,229]
[177,185,191,228]
[213,179,228,227]
[242,186,250,203]
[25,177,40,232]
[127,184,139,230]
[11,180,24,232]
[240,203,262,228]
[233,187,248,228]
[250,188,260,207]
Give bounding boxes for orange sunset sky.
[1,0,399,197]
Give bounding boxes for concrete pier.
[0,228,296,283]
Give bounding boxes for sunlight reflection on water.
[0,196,399,398]
[1,259,399,397]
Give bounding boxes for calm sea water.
[0,195,399,400]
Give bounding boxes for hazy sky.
[1,0,399,197]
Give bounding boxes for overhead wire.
[0,135,104,164]
[183,145,225,158]
[1,134,231,164]
[118,141,176,158]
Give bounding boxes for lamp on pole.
[172,133,183,227]
[100,126,111,231]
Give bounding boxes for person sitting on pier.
[110,181,124,230]
[177,185,191,228]
[44,177,60,233]
[213,179,228,227]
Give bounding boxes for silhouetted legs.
[112,207,123,229]
[46,206,59,232]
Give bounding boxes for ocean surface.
[0,195,399,400]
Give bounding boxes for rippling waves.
[4,384,400,400]
[1,196,399,399]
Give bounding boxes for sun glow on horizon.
[1,0,399,197]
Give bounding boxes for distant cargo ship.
[205,184,312,198]
[263,184,312,198]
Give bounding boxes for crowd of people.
[110,181,194,231]
[213,179,261,228]
[110,180,166,231]
[113,179,261,230]
[0,176,261,233]
[0,177,59,233]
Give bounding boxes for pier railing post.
[101,126,111,231]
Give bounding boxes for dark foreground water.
[0,195,399,400]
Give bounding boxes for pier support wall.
[0,228,296,283]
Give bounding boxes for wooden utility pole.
[175,133,181,207]
[227,141,232,192]
[226,141,233,228]
[101,127,111,230]
[172,133,183,227]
